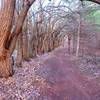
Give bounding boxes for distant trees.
[15,0,69,66]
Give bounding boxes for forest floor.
[0,46,100,100]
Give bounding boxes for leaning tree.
[0,0,36,78]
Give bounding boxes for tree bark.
[76,14,81,57]
[8,0,36,55]
[22,32,29,60]
[16,34,23,67]
[0,49,13,77]
[0,0,36,78]
[68,33,71,54]
[0,0,15,78]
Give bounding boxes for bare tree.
[0,0,36,78]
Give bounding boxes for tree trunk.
[8,0,36,55]
[76,14,81,57]
[22,32,29,60]
[72,33,76,53]
[0,0,36,78]
[0,0,15,78]
[0,49,13,77]
[68,33,71,54]
[16,34,23,67]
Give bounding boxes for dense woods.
[0,0,100,99]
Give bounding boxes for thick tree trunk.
[0,48,13,77]
[8,0,36,55]
[0,0,15,78]
[0,0,36,78]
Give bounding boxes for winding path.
[36,48,100,100]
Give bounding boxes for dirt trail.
[35,48,100,100]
